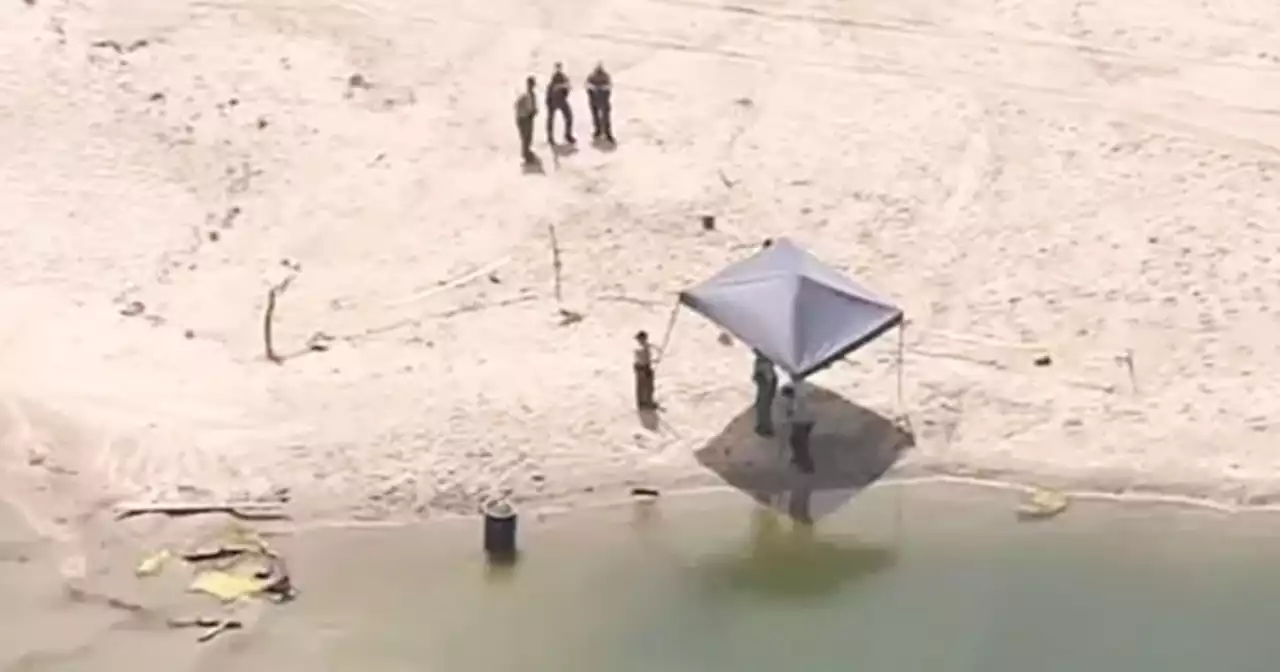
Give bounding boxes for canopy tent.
[673,238,904,379]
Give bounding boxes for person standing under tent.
[633,330,658,411]
[514,76,538,164]
[751,350,778,437]
[585,62,615,144]
[780,382,814,474]
[545,62,575,145]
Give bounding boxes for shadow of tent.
[692,507,898,600]
[694,384,913,523]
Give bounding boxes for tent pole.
[655,300,682,366]
[896,322,905,410]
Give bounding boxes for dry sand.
[3,0,1280,607]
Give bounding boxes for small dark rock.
[348,73,370,89]
[557,309,584,326]
[222,206,241,228]
[256,117,269,129]
[207,230,219,242]
[1033,354,1052,367]
[183,329,195,339]
[306,332,333,352]
[228,97,239,107]
[148,92,165,102]
[701,214,716,231]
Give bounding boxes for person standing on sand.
[634,330,658,410]
[585,62,615,143]
[515,76,538,164]
[752,350,778,437]
[545,62,575,145]
[780,382,814,474]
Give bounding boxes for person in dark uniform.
[514,76,538,164]
[585,62,615,143]
[633,330,657,410]
[751,350,778,437]
[545,62,575,145]
[780,383,814,474]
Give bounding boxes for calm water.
[234,483,1280,672]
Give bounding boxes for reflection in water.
[695,504,898,600]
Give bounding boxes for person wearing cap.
[545,62,575,145]
[633,330,658,410]
[585,62,615,143]
[514,75,538,164]
[780,381,814,473]
[751,350,778,437]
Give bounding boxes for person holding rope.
[633,330,660,410]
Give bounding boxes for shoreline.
[282,462,1280,537]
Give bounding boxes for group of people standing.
[514,62,616,165]
[630,331,816,475]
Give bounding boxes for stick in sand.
[547,223,563,304]
[196,619,243,643]
[263,274,296,364]
[1119,348,1138,394]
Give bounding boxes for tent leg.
[896,322,905,410]
[655,301,682,366]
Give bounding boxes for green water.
[244,483,1280,672]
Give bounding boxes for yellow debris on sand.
[189,569,270,603]
[136,523,295,605]
[135,548,173,577]
[1016,487,1070,521]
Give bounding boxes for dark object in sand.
[1033,354,1052,367]
[483,499,518,566]
[631,487,660,498]
[701,215,716,231]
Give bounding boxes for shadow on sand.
[550,142,578,157]
[694,384,914,523]
[521,156,545,174]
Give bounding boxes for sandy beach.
[4,0,1280,638]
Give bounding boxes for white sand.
[3,0,1280,546]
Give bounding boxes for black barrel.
[483,499,518,565]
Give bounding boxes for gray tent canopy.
[676,238,903,378]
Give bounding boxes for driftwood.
[165,616,244,643]
[262,274,296,363]
[547,224,563,304]
[115,501,289,521]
